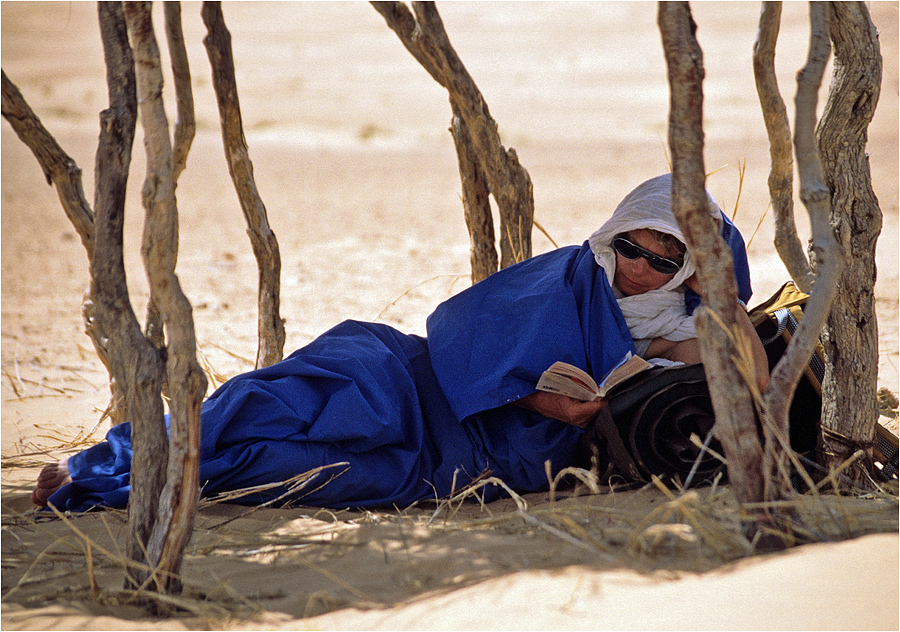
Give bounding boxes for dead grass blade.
[547,461,601,501]
[195,344,229,389]
[376,274,468,321]
[2,368,22,398]
[533,218,559,249]
[201,340,256,368]
[201,462,351,529]
[730,159,746,222]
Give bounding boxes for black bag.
[747,281,822,455]
[749,281,898,479]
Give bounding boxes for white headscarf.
[588,173,722,342]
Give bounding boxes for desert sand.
[2,2,898,630]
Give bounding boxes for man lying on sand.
[33,174,765,511]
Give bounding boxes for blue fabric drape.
[48,243,634,512]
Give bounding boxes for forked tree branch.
[1,16,140,428]
[762,2,841,440]
[93,4,172,585]
[816,1,882,477]
[124,0,206,593]
[145,3,197,354]
[373,0,532,270]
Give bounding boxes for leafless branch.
[765,2,841,426]
[373,0,533,270]
[202,1,285,367]
[815,1,882,478]
[752,1,813,291]
[164,1,195,183]
[1,71,94,259]
[450,104,498,283]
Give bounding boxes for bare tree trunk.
[124,0,206,592]
[658,2,766,507]
[372,0,533,272]
[752,1,813,292]
[450,103,498,283]
[93,2,170,586]
[817,1,882,482]
[201,1,285,368]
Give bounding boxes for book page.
[596,353,652,396]
[535,362,601,401]
[535,353,652,401]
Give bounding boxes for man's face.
[612,228,682,296]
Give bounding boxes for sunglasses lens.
[612,237,681,275]
[650,259,680,275]
[612,237,640,259]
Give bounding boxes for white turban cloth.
[588,173,723,343]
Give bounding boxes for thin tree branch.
[202,1,285,368]
[450,103,497,283]
[1,71,94,260]
[765,2,841,425]
[752,1,813,292]
[2,44,134,427]
[164,1,195,183]
[373,0,533,270]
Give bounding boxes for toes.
[31,486,53,506]
[32,459,72,507]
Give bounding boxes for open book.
[535,352,652,401]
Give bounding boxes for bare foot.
[31,458,71,507]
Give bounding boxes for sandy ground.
[1,2,898,630]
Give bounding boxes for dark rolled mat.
[588,363,724,486]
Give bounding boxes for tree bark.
[124,0,206,592]
[752,2,843,499]
[0,72,94,258]
[752,2,813,292]
[658,2,766,507]
[202,1,285,368]
[816,1,882,481]
[164,1,194,183]
[372,0,533,271]
[450,103,498,283]
[93,2,170,586]
[141,2,197,354]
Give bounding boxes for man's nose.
[633,256,653,275]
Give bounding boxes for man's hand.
[514,391,605,428]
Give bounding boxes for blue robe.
[47,243,636,512]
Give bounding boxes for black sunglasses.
[612,235,683,275]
